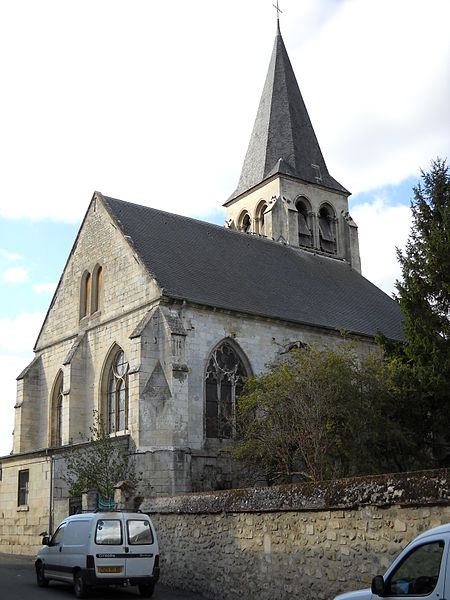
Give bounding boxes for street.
[0,554,205,600]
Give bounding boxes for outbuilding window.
[18,469,29,506]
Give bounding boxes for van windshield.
[127,520,154,545]
[95,520,122,545]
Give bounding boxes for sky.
[0,0,449,456]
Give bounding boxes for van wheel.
[36,561,49,587]
[73,571,89,599]
[138,583,155,597]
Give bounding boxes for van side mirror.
[42,536,50,546]
[371,575,386,597]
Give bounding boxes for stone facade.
[225,173,361,273]
[142,469,450,600]
[0,192,375,552]
[0,438,129,555]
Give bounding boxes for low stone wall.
[141,469,450,600]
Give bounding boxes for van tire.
[36,561,49,587]
[138,583,155,597]
[73,570,89,599]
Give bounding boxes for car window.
[127,520,154,545]
[95,519,122,545]
[64,520,90,545]
[50,522,66,546]
[387,540,445,596]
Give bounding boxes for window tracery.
[107,349,129,433]
[205,342,248,439]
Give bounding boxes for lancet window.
[91,265,102,313]
[79,265,103,319]
[51,371,64,447]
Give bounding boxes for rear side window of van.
[127,520,154,545]
[65,520,91,545]
[95,520,122,545]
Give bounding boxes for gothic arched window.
[295,197,312,247]
[238,211,251,233]
[318,204,337,254]
[80,271,91,319]
[255,202,268,236]
[51,372,64,446]
[107,349,129,433]
[91,265,103,313]
[205,342,248,439]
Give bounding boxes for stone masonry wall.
[141,469,450,600]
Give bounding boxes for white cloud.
[295,0,450,194]
[352,198,412,295]
[0,0,448,223]
[0,312,45,354]
[33,282,57,295]
[0,249,21,261]
[2,266,29,284]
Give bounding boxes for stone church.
[0,23,403,552]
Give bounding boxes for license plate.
[98,566,123,573]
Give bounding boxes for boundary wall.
[141,469,450,600]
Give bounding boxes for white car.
[334,523,450,600]
[35,511,160,598]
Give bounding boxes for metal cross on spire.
[273,0,282,22]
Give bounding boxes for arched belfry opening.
[295,197,312,248]
[318,204,337,254]
[238,211,251,233]
[255,201,268,236]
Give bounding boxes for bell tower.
[224,22,361,273]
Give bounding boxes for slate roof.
[227,23,348,203]
[101,193,405,341]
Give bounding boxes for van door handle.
[124,547,129,553]
[59,547,62,552]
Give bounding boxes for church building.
[0,23,403,552]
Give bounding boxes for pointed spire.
[228,26,348,202]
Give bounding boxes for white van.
[334,523,450,600]
[35,511,160,598]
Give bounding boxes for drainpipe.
[48,454,54,535]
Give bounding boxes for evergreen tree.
[389,158,450,461]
